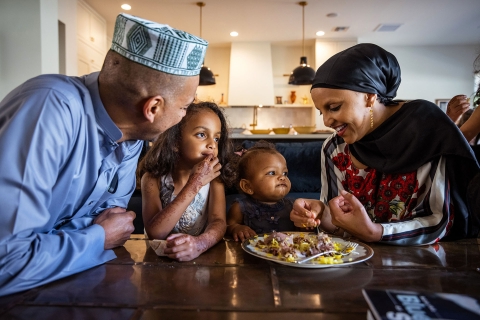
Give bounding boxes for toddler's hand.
[188,155,222,192]
[230,225,256,242]
[163,233,203,261]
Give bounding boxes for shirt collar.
[85,72,123,143]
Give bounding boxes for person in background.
[138,102,234,261]
[446,94,471,124]
[446,54,480,146]
[227,141,296,242]
[446,92,480,146]
[290,43,480,245]
[0,13,207,296]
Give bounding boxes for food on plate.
[249,231,355,264]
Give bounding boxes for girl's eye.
[267,171,275,176]
[196,132,206,138]
[283,172,288,176]
[214,137,220,143]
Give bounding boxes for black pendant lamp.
[197,2,216,86]
[288,1,315,85]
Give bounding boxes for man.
[0,13,207,296]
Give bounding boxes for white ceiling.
[85,0,480,47]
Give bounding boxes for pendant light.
[288,1,315,85]
[197,2,216,86]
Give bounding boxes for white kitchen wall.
[195,46,231,104]
[228,42,275,106]
[58,0,78,76]
[381,44,479,102]
[0,0,59,100]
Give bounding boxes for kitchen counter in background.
[230,133,333,148]
[230,133,333,140]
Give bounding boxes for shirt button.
[271,216,275,220]
[88,201,94,205]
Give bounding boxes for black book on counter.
[362,288,480,320]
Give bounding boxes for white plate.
[241,232,374,268]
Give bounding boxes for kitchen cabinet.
[77,38,104,74]
[76,0,107,76]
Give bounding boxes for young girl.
[227,141,296,242]
[138,102,234,261]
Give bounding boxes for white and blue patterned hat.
[111,13,208,76]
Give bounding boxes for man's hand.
[446,94,470,124]
[329,190,382,242]
[94,207,136,249]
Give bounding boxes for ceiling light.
[230,31,239,37]
[197,2,216,86]
[288,1,315,85]
[121,4,131,10]
[316,31,325,36]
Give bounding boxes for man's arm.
[0,81,133,296]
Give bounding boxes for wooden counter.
[1,235,479,319]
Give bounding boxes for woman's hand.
[329,190,382,242]
[446,94,470,124]
[163,233,204,261]
[188,155,222,193]
[229,225,257,242]
[290,198,323,229]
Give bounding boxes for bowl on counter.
[250,129,272,134]
[229,127,246,134]
[293,126,316,134]
[272,127,290,134]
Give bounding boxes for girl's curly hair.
[137,101,236,188]
[228,140,280,193]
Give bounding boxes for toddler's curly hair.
[228,140,281,193]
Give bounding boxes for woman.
[290,43,480,245]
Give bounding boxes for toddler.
[227,141,295,241]
[138,102,234,261]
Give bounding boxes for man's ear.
[239,179,253,195]
[143,95,164,123]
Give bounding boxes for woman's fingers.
[290,209,318,227]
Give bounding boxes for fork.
[337,242,358,256]
[296,250,336,264]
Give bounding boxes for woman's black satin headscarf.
[311,43,401,105]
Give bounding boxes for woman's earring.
[369,106,374,128]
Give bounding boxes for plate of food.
[241,231,373,268]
